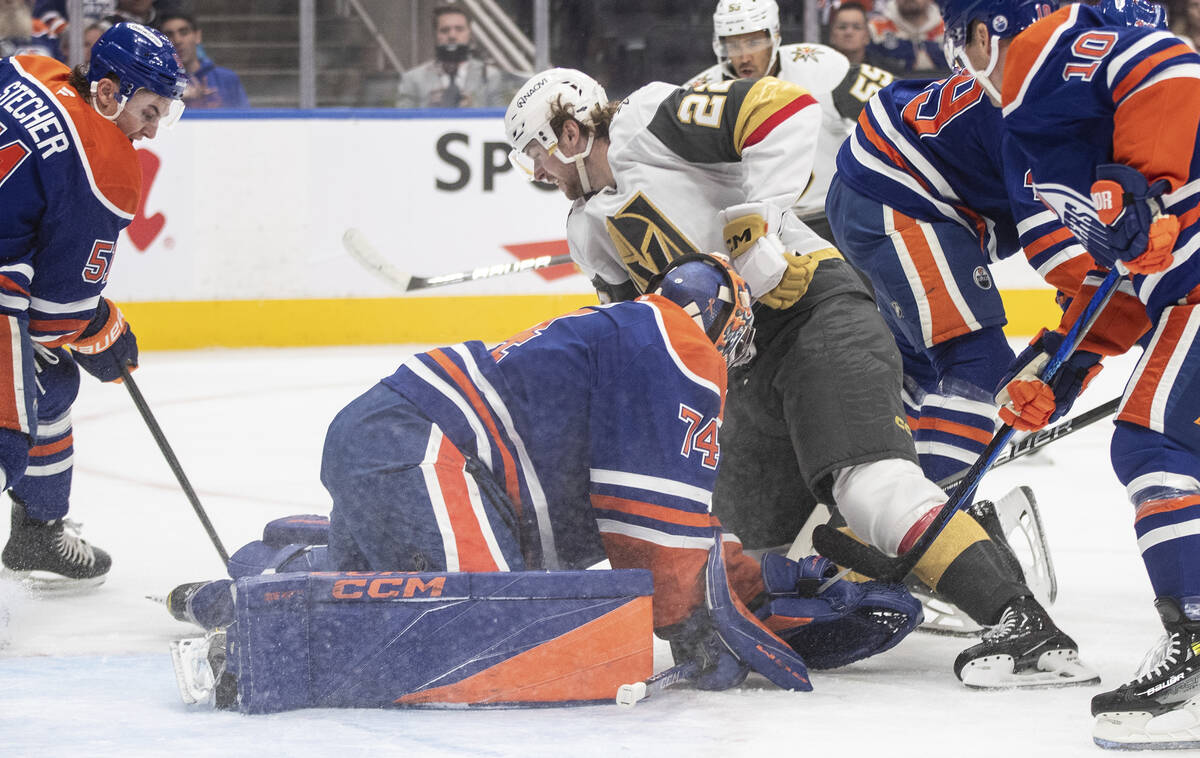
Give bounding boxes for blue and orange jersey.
[382,297,748,627]
[1002,3,1200,318]
[867,2,948,73]
[835,73,1091,292]
[0,55,139,344]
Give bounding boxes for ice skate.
[165,579,235,630]
[170,628,237,709]
[908,488,1056,636]
[1092,599,1200,750]
[1,498,111,594]
[954,595,1098,688]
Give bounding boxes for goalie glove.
[70,298,138,383]
[1091,163,1179,275]
[661,538,813,691]
[996,328,1102,432]
[754,554,923,669]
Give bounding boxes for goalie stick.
[121,364,230,565]
[937,396,1121,489]
[616,660,701,708]
[342,228,574,291]
[813,267,1124,584]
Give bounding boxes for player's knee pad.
[755,553,922,669]
[261,514,330,548]
[928,325,1014,394]
[227,540,331,579]
[34,346,80,417]
[832,458,945,555]
[0,427,29,491]
[1111,421,1200,491]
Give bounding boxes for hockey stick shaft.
[936,395,1121,489]
[815,268,1124,583]
[616,660,702,707]
[342,228,574,291]
[120,364,230,565]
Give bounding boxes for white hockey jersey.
[685,43,894,221]
[569,77,831,292]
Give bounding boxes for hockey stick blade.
[937,396,1121,489]
[342,228,574,291]
[615,660,701,708]
[811,525,907,583]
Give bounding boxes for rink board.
[98,110,1059,348]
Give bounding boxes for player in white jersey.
[505,66,1071,687]
[684,0,895,241]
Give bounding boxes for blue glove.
[658,610,750,691]
[71,298,138,383]
[754,553,923,669]
[996,328,1102,431]
[1091,163,1179,273]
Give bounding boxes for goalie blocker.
[202,568,655,713]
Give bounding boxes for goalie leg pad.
[226,569,654,713]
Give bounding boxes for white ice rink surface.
[0,343,1166,757]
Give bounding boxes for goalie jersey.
[569,77,832,294]
[381,297,760,627]
[685,43,895,222]
[0,55,138,346]
[835,73,1090,292]
[1001,3,1200,318]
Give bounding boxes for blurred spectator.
[159,12,247,108]
[829,2,893,68]
[1173,0,1200,48]
[32,0,114,39]
[57,15,112,63]
[867,0,950,74]
[397,4,523,108]
[113,0,154,25]
[0,0,58,58]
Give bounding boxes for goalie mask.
[88,22,187,127]
[505,68,608,195]
[646,254,756,368]
[937,0,1057,102]
[712,0,782,79]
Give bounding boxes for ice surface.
[0,343,1159,757]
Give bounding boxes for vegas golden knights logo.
[604,192,700,292]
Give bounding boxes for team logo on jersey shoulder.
[791,45,824,62]
[605,191,700,292]
[973,266,993,290]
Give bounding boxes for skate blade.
[908,585,982,637]
[0,567,105,596]
[170,636,216,706]
[1094,700,1200,750]
[960,649,1100,689]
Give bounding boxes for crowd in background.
[0,0,1193,109]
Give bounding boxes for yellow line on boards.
[116,290,1062,350]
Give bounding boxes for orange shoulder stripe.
[1111,42,1194,103]
[13,56,140,217]
[1002,6,1075,109]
